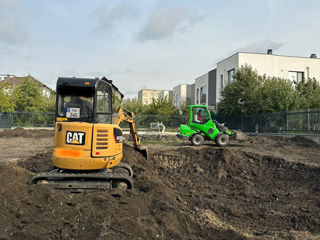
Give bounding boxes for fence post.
[241,115,244,131]
[286,111,288,133]
[307,109,310,131]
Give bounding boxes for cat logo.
[65,131,86,145]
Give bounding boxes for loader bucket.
[233,131,249,142]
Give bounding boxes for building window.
[228,69,235,83]
[288,71,304,83]
[200,86,206,105]
[196,88,199,104]
[175,93,180,107]
[220,74,224,91]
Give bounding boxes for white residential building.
[216,51,320,103]
[194,74,208,105]
[173,84,193,108]
[194,69,217,109]
[158,90,173,100]
[195,50,320,109]
[138,89,172,105]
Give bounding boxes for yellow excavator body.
[52,122,123,170]
[31,77,140,191]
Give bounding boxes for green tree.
[295,78,320,109]
[217,65,265,115]
[12,76,47,112]
[260,77,298,112]
[112,95,122,112]
[0,83,15,112]
[44,92,56,112]
[145,96,178,115]
[179,101,190,116]
[122,98,146,115]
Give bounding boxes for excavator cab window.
[57,86,94,122]
[95,80,112,123]
[56,78,112,123]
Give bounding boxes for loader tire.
[216,134,229,147]
[191,134,204,146]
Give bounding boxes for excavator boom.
[116,107,141,149]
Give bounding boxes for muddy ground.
[0,129,319,240]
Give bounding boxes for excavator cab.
[56,77,112,124]
[31,77,135,191]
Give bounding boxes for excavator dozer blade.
[233,131,250,142]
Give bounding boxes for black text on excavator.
[31,77,141,191]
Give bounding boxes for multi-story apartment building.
[195,50,320,109]
[194,69,217,108]
[172,84,193,108]
[158,90,173,101]
[138,89,172,105]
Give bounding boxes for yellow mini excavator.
[31,77,141,191]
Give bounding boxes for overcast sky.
[0,0,319,98]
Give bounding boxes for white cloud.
[0,18,28,45]
[0,0,28,46]
[137,6,204,41]
[94,3,139,31]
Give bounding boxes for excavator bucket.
[233,131,250,142]
[135,145,148,159]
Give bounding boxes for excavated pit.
[0,129,320,239]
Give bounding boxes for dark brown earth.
[0,127,54,138]
[0,129,320,240]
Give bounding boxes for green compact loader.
[178,105,248,147]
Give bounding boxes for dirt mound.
[0,144,246,240]
[17,152,53,173]
[147,145,320,239]
[0,127,54,138]
[290,135,319,147]
[1,141,320,239]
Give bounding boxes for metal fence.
[0,112,187,130]
[217,109,320,134]
[0,112,55,128]
[1,110,320,134]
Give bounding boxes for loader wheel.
[216,134,230,147]
[191,134,204,146]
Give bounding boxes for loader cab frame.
[56,77,113,124]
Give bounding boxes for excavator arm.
[116,107,141,149]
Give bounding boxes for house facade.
[138,89,172,105]
[172,84,193,108]
[194,69,217,109]
[194,51,320,109]
[0,75,53,97]
[158,90,173,101]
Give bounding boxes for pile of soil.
[0,145,245,240]
[0,128,319,239]
[0,128,54,138]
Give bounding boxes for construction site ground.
[0,128,319,240]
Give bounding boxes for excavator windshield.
[56,78,112,123]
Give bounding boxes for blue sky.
[0,0,319,97]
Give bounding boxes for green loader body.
[178,105,234,147]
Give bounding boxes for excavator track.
[111,162,133,177]
[31,168,133,191]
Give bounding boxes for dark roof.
[0,75,52,91]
